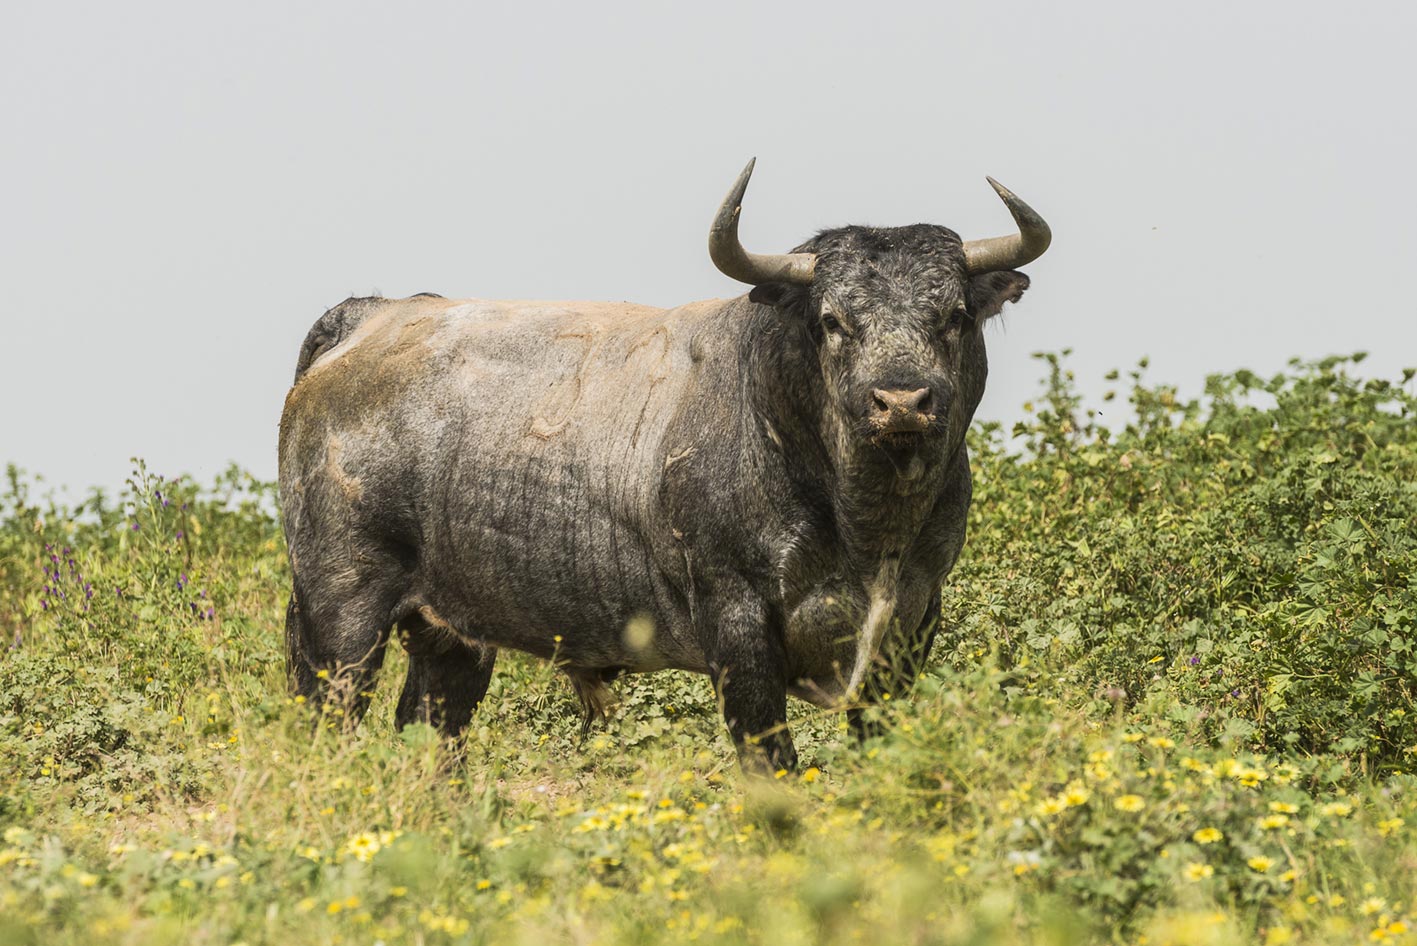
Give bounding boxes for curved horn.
[708,158,816,286]
[962,177,1052,274]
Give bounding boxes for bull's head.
[710,159,1050,470]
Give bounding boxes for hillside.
[2,353,1415,945]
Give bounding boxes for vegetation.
[1,353,1415,945]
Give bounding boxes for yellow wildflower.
[1377,818,1404,837]
[1259,814,1290,831]
[1321,801,1353,818]
[1192,827,1223,845]
[1247,856,1274,872]
[1063,784,1090,807]
[1036,796,1066,817]
[1114,795,1145,812]
[1360,898,1387,916]
[1269,801,1299,814]
[1237,767,1267,787]
[343,833,381,863]
[1183,862,1214,881]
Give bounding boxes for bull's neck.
[740,300,952,574]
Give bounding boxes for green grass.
[2,353,1415,945]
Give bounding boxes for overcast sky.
[4,0,1415,494]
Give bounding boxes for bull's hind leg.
[285,592,319,702]
[394,611,497,737]
[285,560,406,730]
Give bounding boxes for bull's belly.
[416,531,707,676]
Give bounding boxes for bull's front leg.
[848,591,942,743]
[705,595,798,775]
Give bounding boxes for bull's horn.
[962,177,1052,274]
[709,158,817,287]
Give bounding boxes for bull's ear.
[748,282,803,309]
[967,271,1030,321]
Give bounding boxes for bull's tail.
[291,296,386,382]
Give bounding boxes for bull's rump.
[279,296,725,672]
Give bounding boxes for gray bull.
[279,160,1050,771]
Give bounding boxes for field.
[2,353,1415,945]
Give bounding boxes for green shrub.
[943,353,1417,767]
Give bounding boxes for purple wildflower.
[1189,656,1200,666]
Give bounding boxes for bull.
[278,160,1050,771]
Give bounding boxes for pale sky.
[4,0,1415,493]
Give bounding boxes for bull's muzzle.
[870,387,934,438]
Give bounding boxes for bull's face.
[778,227,1030,460]
[708,161,1048,472]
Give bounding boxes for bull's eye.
[944,306,969,332]
[821,313,843,334]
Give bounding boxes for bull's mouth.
[871,429,931,451]
[868,410,936,450]
[876,430,922,446]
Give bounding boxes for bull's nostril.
[873,387,931,415]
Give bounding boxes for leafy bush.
[943,353,1417,767]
